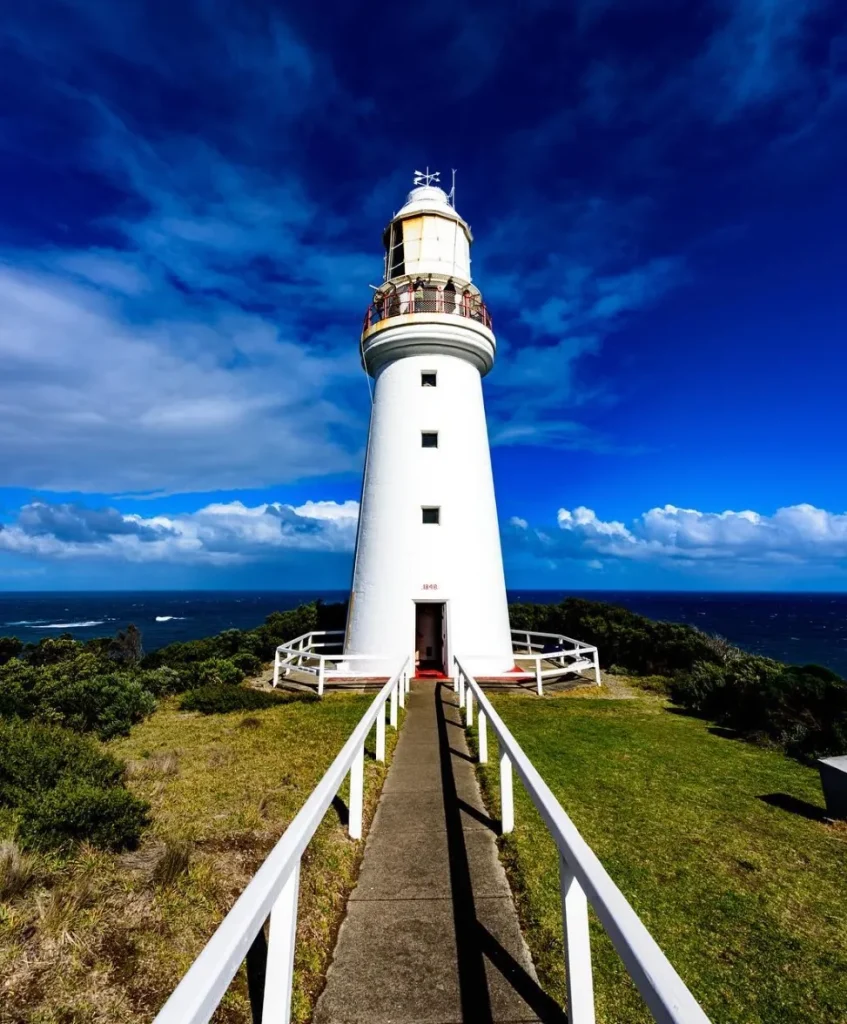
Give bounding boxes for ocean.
[1,590,847,676]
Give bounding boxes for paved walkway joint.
[314,682,565,1024]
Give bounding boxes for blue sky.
[1,0,846,592]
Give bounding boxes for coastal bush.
[137,666,184,696]
[18,779,149,851]
[670,658,847,761]
[0,657,157,739]
[179,683,317,715]
[0,637,23,666]
[0,719,148,851]
[36,672,157,740]
[188,658,245,688]
[230,651,262,676]
[24,635,84,667]
[509,598,720,675]
[0,720,124,803]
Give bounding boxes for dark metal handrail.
[363,285,492,331]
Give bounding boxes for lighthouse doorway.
[415,601,446,674]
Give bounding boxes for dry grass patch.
[1,694,398,1023]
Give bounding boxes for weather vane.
[413,167,440,187]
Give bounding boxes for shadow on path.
[434,682,567,1024]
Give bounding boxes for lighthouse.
[344,172,513,677]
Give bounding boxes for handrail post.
[273,649,280,688]
[465,685,473,727]
[536,657,543,696]
[478,710,488,763]
[560,855,596,1024]
[399,671,406,709]
[390,678,398,729]
[592,649,601,687]
[318,658,326,697]
[349,744,364,840]
[376,700,386,762]
[458,671,465,707]
[500,751,514,833]
[261,860,301,1022]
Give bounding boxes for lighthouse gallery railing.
[152,657,411,1024]
[363,286,492,331]
[453,656,711,1024]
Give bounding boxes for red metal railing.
[363,284,492,332]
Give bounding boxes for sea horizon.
[2,588,847,675]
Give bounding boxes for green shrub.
[180,684,317,715]
[670,656,847,762]
[0,719,124,804]
[35,672,157,740]
[0,660,42,719]
[137,666,186,696]
[0,720,147,851]
[23,635,85,667]
[509,598,722,676]
[230,652,262,677]
[669,661,729,714]
[0,637,23,666]
[188,658,245,688]
[18,779,149,851]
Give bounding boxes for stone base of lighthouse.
[344,349,513,677]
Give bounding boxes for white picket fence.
[453,656,711,1024]
[152,657,411,1024]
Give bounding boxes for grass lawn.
[0,693,397,1024]
[473,689,847,1024]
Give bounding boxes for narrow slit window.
[421,371,437,387]
[422,506,440,525]
[421,432,438,448]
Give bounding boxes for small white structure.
[343,175,513,676]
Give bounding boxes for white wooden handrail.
[464,629,600,693]
[453,656,710,1024]
[273,631,391,694]
[153,657,411,1024]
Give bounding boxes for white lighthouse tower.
[344,171,513,677]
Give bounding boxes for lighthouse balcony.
[362,283,492,334]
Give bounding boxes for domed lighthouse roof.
[392,184,472,239]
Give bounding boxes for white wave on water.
[41,620,106,629]
[155,615,187,622]
[5,619,49,626]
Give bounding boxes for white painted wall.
[345,350,513,676]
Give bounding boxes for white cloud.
[512,502,847,566]
[0,499,359,565]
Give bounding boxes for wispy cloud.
[479,198,685,448]
[0,5,382,494]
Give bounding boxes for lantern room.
[382,185,472,283]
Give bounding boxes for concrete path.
[313,681,565,1024]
